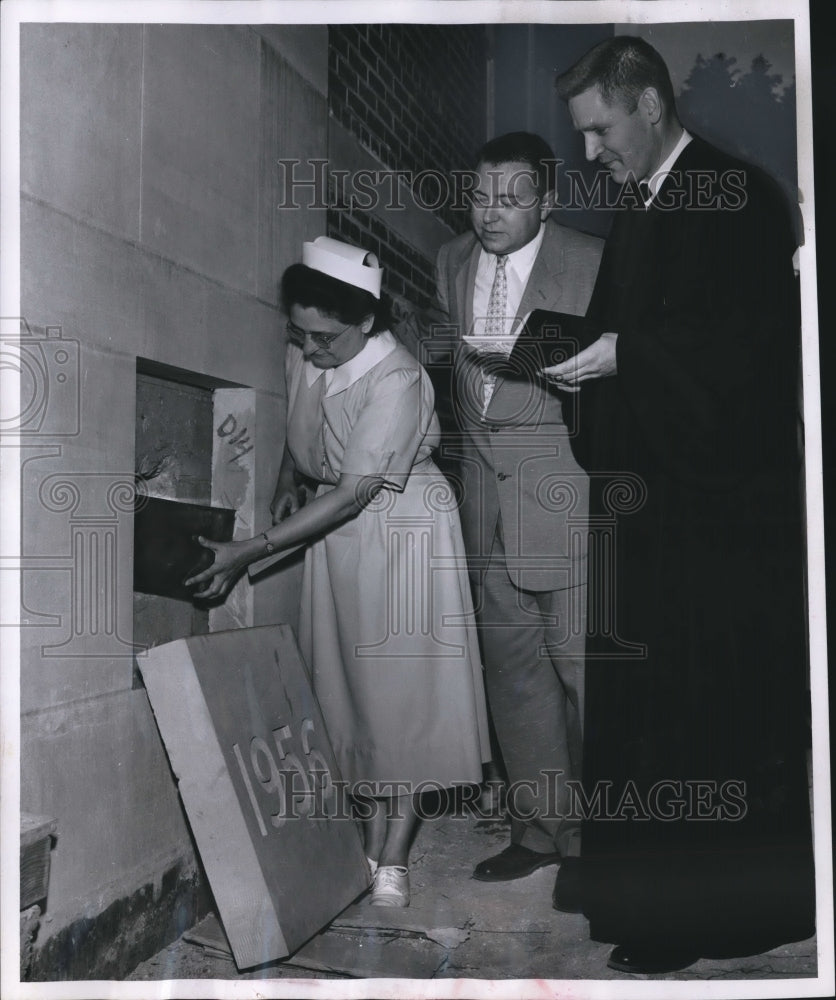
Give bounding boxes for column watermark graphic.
[2,317,139,657]
[36,473,142,657]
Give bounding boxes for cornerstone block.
[139,623,369,969]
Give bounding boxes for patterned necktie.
[480,254,508,414]
[484,254,508,341]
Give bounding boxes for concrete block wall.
[18,22,327,979]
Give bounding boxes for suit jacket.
[435,217,603,590]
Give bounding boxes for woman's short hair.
[281,263,392,334]
[556,36,676,116]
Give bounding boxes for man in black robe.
[544,36,816,974]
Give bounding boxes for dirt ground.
[126,804,819,991]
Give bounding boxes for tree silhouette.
[678,51,797,233]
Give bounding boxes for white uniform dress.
[286,330,490,790]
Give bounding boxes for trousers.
[474,521,586,856]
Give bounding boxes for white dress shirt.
[643,129,693,206]
[464,223,546,356]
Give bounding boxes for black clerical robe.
[572,137,815,956]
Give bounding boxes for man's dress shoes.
[472,844,562,882]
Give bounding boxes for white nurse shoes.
[370,865,410,907]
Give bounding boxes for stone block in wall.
[141,25,261,295]
[20,199,283,392]
[20,689,194,940]
[21,24,143,242]
[255,25,328,97]
[259,38,328,304]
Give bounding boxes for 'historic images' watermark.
[277,160,751,214]
[232,755,750,830]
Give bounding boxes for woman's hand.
[184,537,252,600]
[270,486,301,525]
[271,480,318,525]
[191,473,380,600]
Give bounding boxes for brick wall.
[328,24,487,313]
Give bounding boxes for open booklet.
[499,308,600,378]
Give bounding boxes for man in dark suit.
[545,36,815,974]
[435,132,602,889]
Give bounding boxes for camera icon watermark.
[0,317,80,436]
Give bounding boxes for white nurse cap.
[301,236,383,299]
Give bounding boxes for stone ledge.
[26,856,211,982]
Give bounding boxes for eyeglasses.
[286,320,352,348]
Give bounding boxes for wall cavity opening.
[133,360,254,649]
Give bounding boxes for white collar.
[304,329,397,395]
[480,222,546,277]
[645,129,692,203]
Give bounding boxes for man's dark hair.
[475,131,558,195]
[555,36,676,115]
